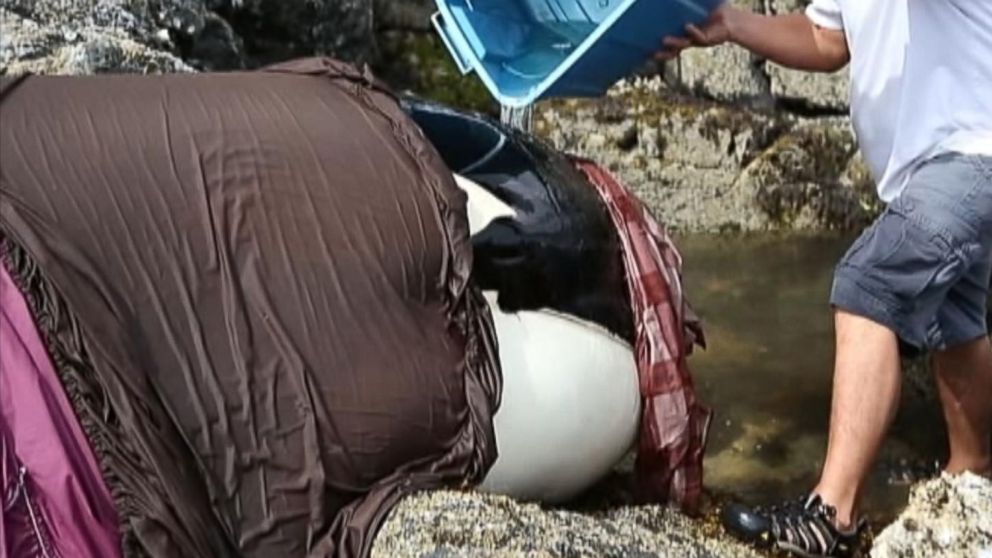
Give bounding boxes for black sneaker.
[721,494,866,558]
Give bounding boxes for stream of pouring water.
[500,104,534,133]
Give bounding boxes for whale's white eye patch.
[453,173,517,235]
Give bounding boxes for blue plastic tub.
[431,0,722,107]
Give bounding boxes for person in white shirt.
[660,1,992,556]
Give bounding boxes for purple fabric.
[0,263,121,558]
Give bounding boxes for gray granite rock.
[873,473,992,558]
[3,0,202,37]
[372,490,762,558]
[676,45,771,105]
[0,7,193,75]
[0,0,375,74]
[669,0,770,106]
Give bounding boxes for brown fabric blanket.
[0,58,501,557]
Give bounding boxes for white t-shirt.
[806,0,992,202]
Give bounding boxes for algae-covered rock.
[538,78,784,233]
[735,118,876,230]
[371,490,762,558]
[537,78,869,232]
[873,473,992,558]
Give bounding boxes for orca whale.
[403,97,635,345]
[404,98,642,503]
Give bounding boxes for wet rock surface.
[873,473,992,558]
[371,490,762,558]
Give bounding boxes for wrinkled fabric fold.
[0,59,501,557]
[573,158,710,514]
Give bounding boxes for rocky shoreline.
[2,2,990,557]
[371,490,762,558]
[368,474,992,558]
[873,473,992,558]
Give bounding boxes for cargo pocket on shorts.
[850,204,964,303]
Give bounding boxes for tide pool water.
[679,234,948,524]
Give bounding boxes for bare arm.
[659,6,849,73]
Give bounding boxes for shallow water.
[678,234,948,525]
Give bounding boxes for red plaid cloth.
[573,158,712,514]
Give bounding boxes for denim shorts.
[831,153,992,353]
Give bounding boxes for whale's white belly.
[453,173,640,503]
[478,295,640,503]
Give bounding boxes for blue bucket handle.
[432,11,475,75]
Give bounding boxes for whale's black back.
[404,98,635,345]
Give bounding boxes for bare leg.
[932,336,992,477]
[813,310,902,528]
